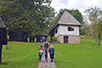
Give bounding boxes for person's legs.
[45,48,48,51]
[51,59,53,62]
[45,55,46,60]
[45,48,47,50]
[45,55,48,62]
[40,55,42,61]
[50,54,54,62]
[39,55,42,62]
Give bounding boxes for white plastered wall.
[55,25,79,37]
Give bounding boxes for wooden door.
[64,36,68,43]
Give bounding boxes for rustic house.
[9,30,28,42]
[36,31,47,42]
[0,17,7,64]
[49,11,81,44]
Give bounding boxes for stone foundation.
[57,35,64,43]
[68,35,80,44]
[57,35,80,44]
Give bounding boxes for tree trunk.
[95,38,97,44]
[93,33,97,44]
[0,32,2,64]
[0,42,2,64]
[98,33,100,45]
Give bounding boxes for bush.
[7,35,9,40]
[46,36,51,42]
[27,37,30,42]
[35,37,37,42]
[52,36,57,41]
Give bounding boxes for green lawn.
[54,38,102,68]
[1,42,40,68]
[0,37,102,68]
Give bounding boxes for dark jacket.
[44,43,49,48]
[49,48,54,55]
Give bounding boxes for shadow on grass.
[0,62,8,65]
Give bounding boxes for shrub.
[34,37,37,42]
[46,36,51,42]
[27,37,30,42]
[52,36,57,41]
[7,35,9,40]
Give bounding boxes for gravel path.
[38,43,56,68]
[38,54,56,68]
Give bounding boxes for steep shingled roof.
[0,17,6,28]
[58,11,81,25]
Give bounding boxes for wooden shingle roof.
[36,31,48,36]
[58,11,81,25]
[53,11,81,29]
[0,17,6,28]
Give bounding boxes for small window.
[68,27,74,31]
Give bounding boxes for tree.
[0,0,55,41]
[81,21,92,36]
[84,6,102,45]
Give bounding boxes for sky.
[50,0,102,15]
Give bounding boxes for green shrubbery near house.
[52,36,57,41]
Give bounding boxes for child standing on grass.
[49,45,54,62]
[44,49,48,62]
[38,46,43,62]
